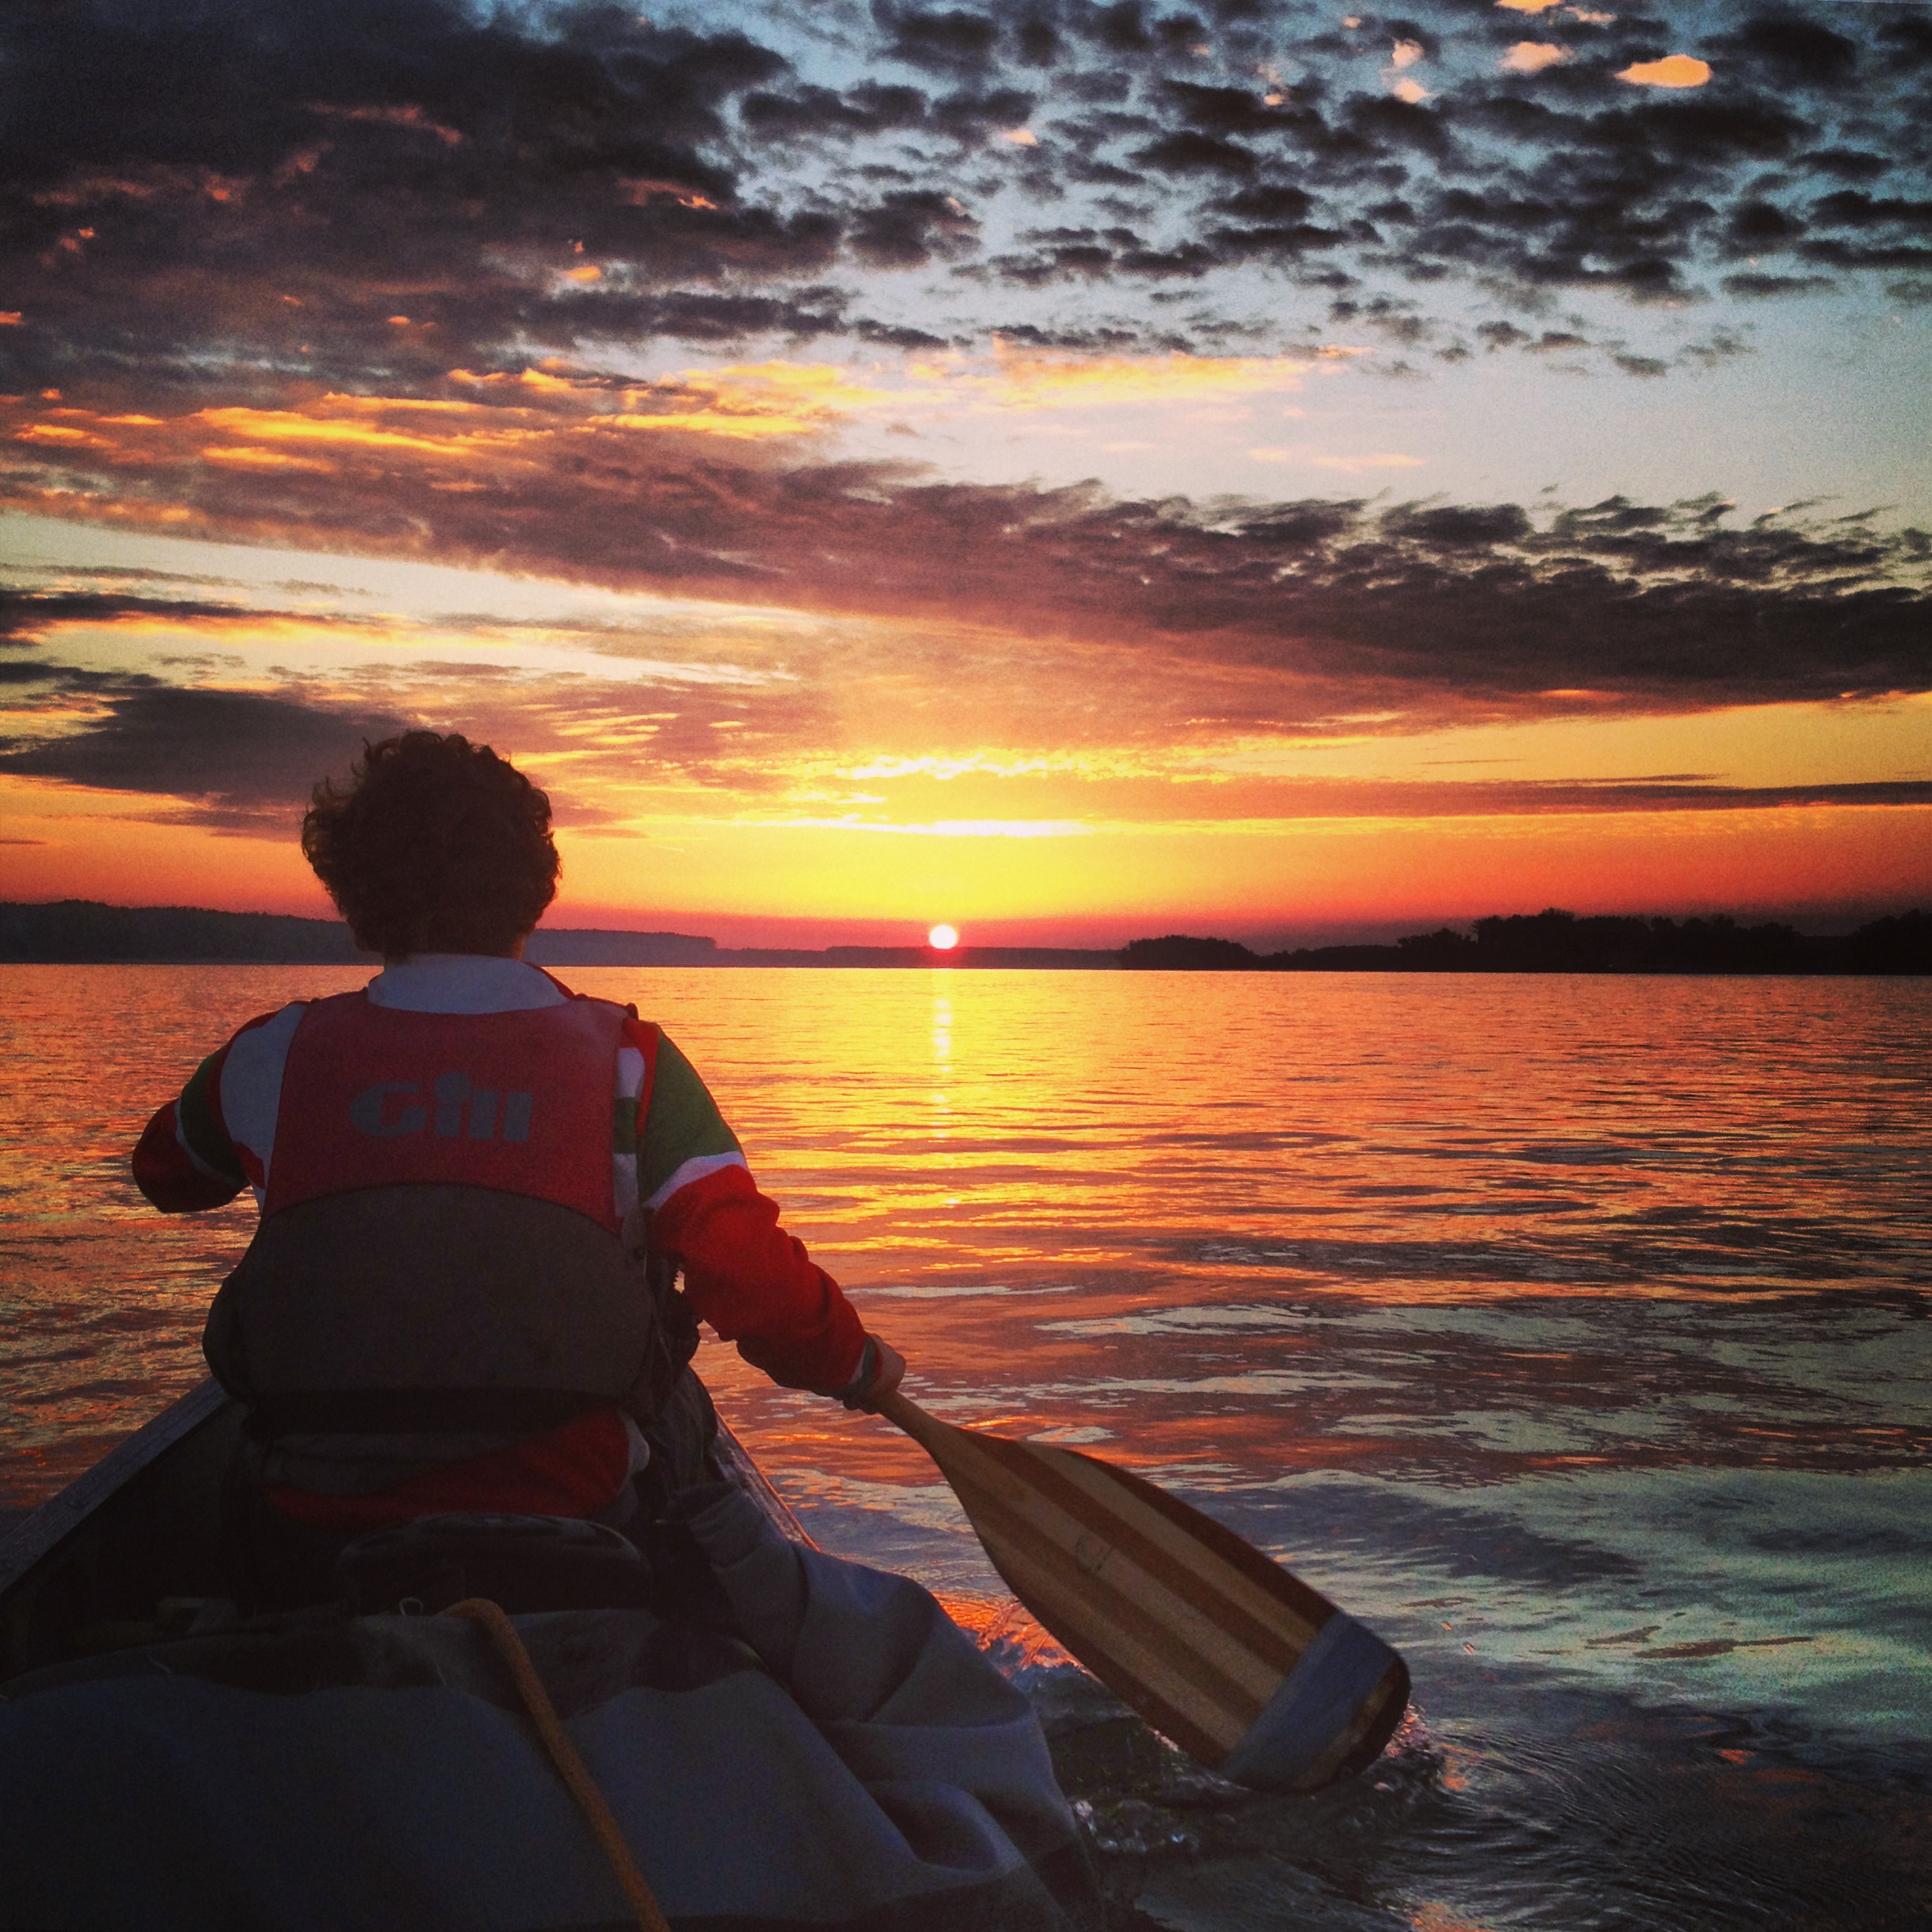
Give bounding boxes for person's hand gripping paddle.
[851,1342,1409,1793]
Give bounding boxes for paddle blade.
[872,1392,1408,1793]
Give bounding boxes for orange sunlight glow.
[1,347,1383,502]
[1617,55,1712,88]
[961,343,1363,410]
[4,764,1926,941]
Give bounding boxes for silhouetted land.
[4,900,1925,972]
[1120,909,1931,975]
[0,901,374,964]
[0,902,1110,969]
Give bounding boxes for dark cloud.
[1797,148,1889,183]
[741,82,931,141]
[0,0,829,391]
[0,574,846,806]
[848,189,980,268]
[1879,11,1932,68]
[0,680,410,826]
[1159,82,1294,141]
[927,84,1037,143]
[1717,13,1860,90]
[1814,191,1932,230]
[1130,773,1932,822]
[982,321,1163,351]
[1133,130,1259,177]
[875,6,1002,77]
[0,588,290,642]
[0,657,961,809]
[549,285,852,343]
[1722,271,1835,300]
[1547,779,1932,811]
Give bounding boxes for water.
[3,965,1929,1928]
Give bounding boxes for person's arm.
[131,1005,295,1212]
[638,1028,896,1397]
[132,1045,248,1212]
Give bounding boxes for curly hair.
[302,732,560,958]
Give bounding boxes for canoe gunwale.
[0,1378,229,1604]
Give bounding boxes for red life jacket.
[204,991,696,1436]
[264,993,625,1228]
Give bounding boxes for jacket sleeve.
[653,1163,868,1393]
[636,1024,868,1395]
[132,1044,248,1212]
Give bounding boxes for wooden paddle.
[869,1387,1409,1793]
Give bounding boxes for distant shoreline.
[0,900,1925,974]
[1122,910,1928,976]
[0,900,1116,970]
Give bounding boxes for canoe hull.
[0,1379,803,1681]
[0,1388,1102,1932]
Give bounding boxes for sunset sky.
[1,0,1927,946]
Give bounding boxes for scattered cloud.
[0,0,1922,399]
[1617,55,1713,90]
[1501,43,1573,76]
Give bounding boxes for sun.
[927,923,960,950]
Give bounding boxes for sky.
[0,0,1927,947]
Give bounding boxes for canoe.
[0,1378,809,1675]
[0,1383,1103,1932]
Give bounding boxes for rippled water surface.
[3,964,1930,1929]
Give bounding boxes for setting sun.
[927,924,960,950]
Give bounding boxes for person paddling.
[132,729,903,1602]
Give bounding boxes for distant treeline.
[1119,909,1932,975]
[0,901,1113,969]
[6,900,1926,974]
[0,900,370,964]
[0,901,717,966]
